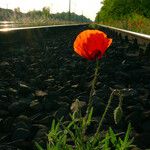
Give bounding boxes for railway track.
[0,24,150,150]
[0,23,149,54]
[0,24,88,47]
[0,23,150,42]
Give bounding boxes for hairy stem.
[82,60,99,135]
[86,59,100,117]
[95,91,115,138]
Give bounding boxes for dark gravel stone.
[36,115,54,126]
[8,101,29,115]
[142,121,150,132]
[12,128,31,140]
[0,110,9,117]
[29,100,42,113]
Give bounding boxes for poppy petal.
[73,29,112,60]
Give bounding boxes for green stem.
[86,59,100,117]
[119,94,124,107]
[94,90,115,138]
[82,59,99,135]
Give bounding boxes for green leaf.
[67,119,75,129]
[114,105,123,124]
[35,142,43,150]
[46,143,51,150]
[103,133,110,150]
[51,119,56,132]
[87,107,93,126]
[109,127,117,145]
[123,123,132,145]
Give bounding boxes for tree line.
[95,0,150,22]
[0,7,91,23]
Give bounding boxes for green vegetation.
[35,104,134,150]
[95,0,150,34]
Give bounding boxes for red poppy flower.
[73,30,112,60]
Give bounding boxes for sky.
[0,0,103,21]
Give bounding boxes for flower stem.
[86,59,100,117]
[119,94,124,107]
[94,90,115,138]
[82,60,99,135]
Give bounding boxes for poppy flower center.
[93,50,101,60]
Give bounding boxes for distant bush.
[95,0,150,34]
[96,0,150,21]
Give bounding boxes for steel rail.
[99,24,150,40]
[95,24,150,45]
[0,23,89,48]
[0,23,88,32]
